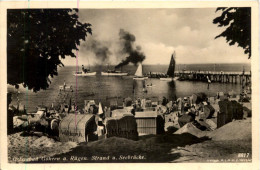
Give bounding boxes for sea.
[8,63,251,113]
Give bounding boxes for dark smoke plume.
[115,29,146,68]
[81,37,111,63]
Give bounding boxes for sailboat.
[160,51,177,81]
[73,65,96,76]
[133,63,148,80]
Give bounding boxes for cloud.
[142,42,174,65]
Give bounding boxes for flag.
[98,102,103,115]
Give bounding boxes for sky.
[62,8,251,66]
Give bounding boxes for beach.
[8,118,251,163]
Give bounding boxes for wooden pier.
[175,70,251,85]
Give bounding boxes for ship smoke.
[81,37,112,63]
[115,29,146,68]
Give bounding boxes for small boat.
[133,63,148,80]
[160,51,177,81]
[74,65,96,76]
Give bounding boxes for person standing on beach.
[63,80,66,91]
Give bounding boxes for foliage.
[7,9,92,92]
[213,7,251,58]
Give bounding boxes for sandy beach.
[8,132,77,163]
[8,118,251,163]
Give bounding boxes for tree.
[213,7,251,58]
[7,9,92,92]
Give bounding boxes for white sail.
[135,63,143,77]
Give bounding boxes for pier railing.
[175,71,251,76]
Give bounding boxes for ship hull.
[73,72,97,76]
[101,72,128,76]
[133,77,148,80]
[160,77,178,81]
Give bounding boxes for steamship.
[101,64,128,76]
